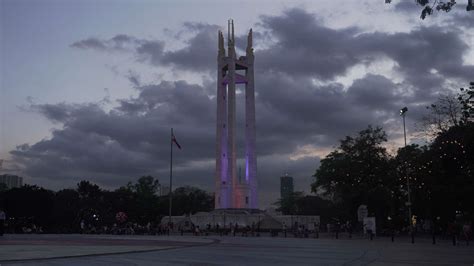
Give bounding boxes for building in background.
[280,174,294,199]
[0,174,23,189]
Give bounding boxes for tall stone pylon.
[215,20,257,209]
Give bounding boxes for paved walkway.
[1,234,473,265]
[0,234,214,263]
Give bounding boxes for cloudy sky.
[1,0,473,207]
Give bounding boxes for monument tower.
[215,20,257,209]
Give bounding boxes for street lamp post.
[400,107,414,243]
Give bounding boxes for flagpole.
[169,127,173,228]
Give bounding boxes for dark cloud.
[70,8,473,89]
[136,41,165,66]
[161,23,219,71]
[449,14,474,28]
[354,26,473,88]
[12,80,215,187]
[257,8,360,80]
[394,0,418,13]
[257,8,473,93]
[71,34,139,51]
[71,24,219,72]
[12,72,407,200]
[70,37,108,50]
[255,72,409,152]
[126,71,141,87]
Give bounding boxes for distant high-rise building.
[0,174,23,189]
[280,174,294,199]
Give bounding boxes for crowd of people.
[0,207,471,246]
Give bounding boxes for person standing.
[0,208,6,236]
[346,221,353,239]
[463,222,471,246]
[80,219,85,234]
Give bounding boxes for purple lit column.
[245,29,257,209]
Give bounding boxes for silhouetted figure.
[0,209,5,236]
[365,223,374,241]
[431,219,438,245]
[346,221,353,239]
[314,222,319,239]
[195,225,200,236]
[80,219,85,234]
[454,222,461,246]
[234,223,238,237]
[463,222,471,246]
[448,222,456,246]
[206,223,211,236]
[387,218,394,242]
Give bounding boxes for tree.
[1,185,55,232]
[275,192,335,223]
[274,191,304,215]
[170,186,213,215]
[76,180,104,227]
[127,176,161,223]
[458,81,474,124]
[417,82,474,139]
[428,123,474,221]
[77,180,102,200]
[0,178,216,232]
[311,125,394,222]
[391,144,433,225]
[393,105,474,224]
[52,189,80,232]
[386,0,472,19]
[419,95,463,138]
[126,176,160,198]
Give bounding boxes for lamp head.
[400,107,408,116]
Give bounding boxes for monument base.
[162,209,319,232]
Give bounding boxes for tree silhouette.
[386,0,472,19]
[311,125,394,222]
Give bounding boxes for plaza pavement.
[0,233,473,265]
